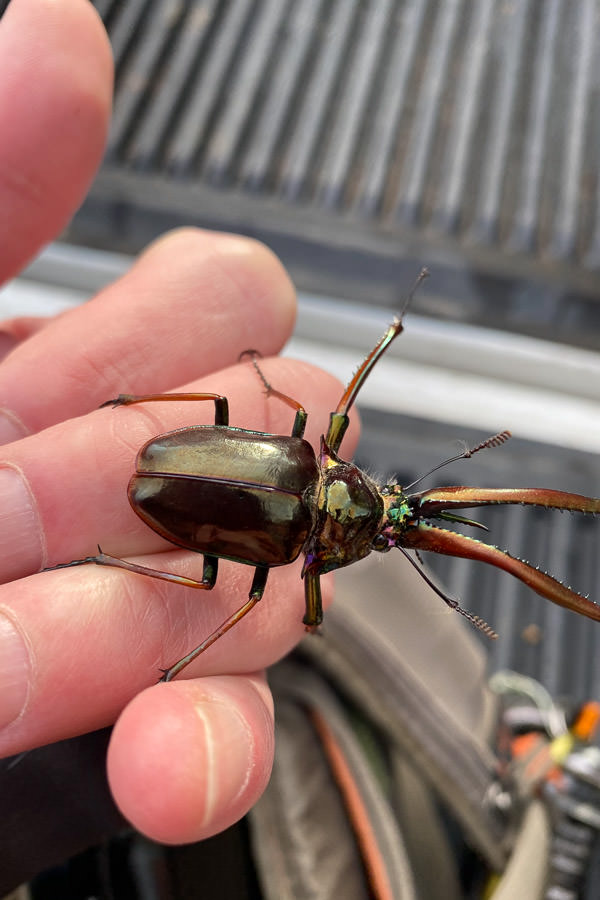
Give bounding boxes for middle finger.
[0,229,296,439]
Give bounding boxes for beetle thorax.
[374,484,417,551]
[303,440,383,575]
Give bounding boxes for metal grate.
[71,0,600,348]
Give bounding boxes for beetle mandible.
[52,270,600,680]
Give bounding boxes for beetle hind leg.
[160,565,270,681]
[46,547,219,590]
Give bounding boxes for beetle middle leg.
[160,565,270,681]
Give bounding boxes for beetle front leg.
[160,565,270,681]
[303,572,323,632]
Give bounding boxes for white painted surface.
[2,243,599,453]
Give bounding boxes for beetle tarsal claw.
[238,348,262,362]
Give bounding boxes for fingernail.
[0,409,28,446]
[195,700,254,827]
[0,612,31,729]
[0,467,43,582]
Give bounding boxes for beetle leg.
[303,572,323,631]
[100,393,229,425]
[46,547,219,590]
[241,351,307,437]
[160,565,269,681]
[267,387,306,438]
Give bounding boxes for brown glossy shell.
[128,426,320,567]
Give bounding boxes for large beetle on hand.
[54,272,600,680]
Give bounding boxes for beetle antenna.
[333,269,429,425]
[399,267,429,319]
[467,431,512,455]
[404,430,511,492]
[398,547,498,638]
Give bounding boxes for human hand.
[0,0,355,846]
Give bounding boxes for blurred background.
[2,1,600,897]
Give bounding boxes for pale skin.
[0,0,355,845]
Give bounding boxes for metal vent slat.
[202,0,286,183]
[470,0,529,244]
[128,0,222,169]
[106,0,148,69]
[355,0,426,215]
[432,0,495,232]
[109,0,185,156]
[394,0,462,224]
[281,0,358,200]
[166,0,252,174]
[551,0,597,258]
[316,0,394,207]
[240,0,325,190]
[509,0,561,254]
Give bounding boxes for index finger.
[0,0,112,283]
[0,229,297,441]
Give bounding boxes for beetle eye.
[372,534,390,553]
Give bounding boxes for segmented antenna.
[404,430,512,492]
[398,547,497,639]
[398,267,430,320]
[452,605,499,639]
[464,430,511,457]
[334,268,430,422]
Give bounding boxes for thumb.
[107,673,274,843]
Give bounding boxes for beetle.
[52,270,600,681]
